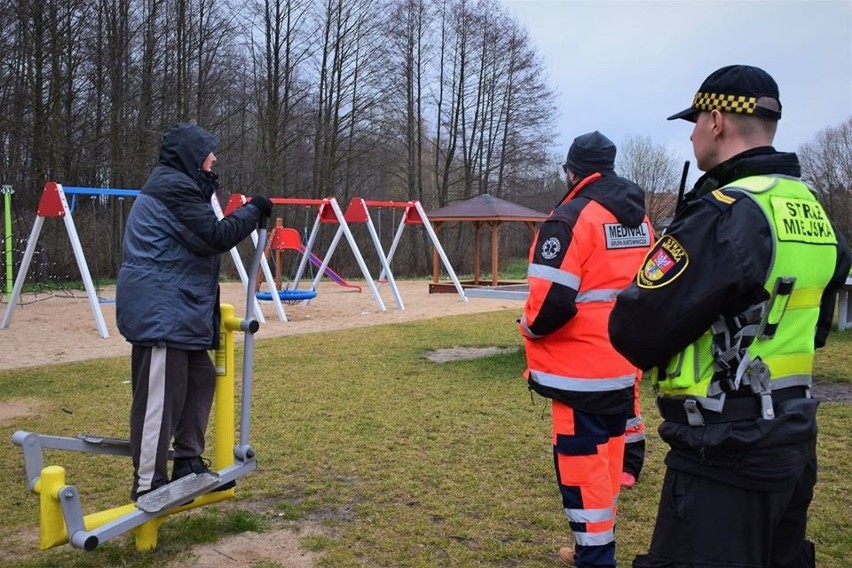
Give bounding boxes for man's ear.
[710,109,725,139]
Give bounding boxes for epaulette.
[710,187,740,205]
[704,187,743,211]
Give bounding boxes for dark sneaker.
[131,482,165,502]
[171,456,236,492]
[131,487,151,502]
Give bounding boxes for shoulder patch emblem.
[540,236,562,260]
[637,235,689,289]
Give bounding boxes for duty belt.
[657,386,810,425]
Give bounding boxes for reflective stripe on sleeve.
[519,315,544,339]
[528,263,580,290]
[576,288,622,303]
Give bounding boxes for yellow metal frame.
[33,303,243,551]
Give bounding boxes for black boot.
[171,456,236,491]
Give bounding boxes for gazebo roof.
[427,193,547,222]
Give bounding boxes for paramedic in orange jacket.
[520,131,654,568]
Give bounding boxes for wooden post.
[431,221,442,283]
[491,221,499,285]
[473,221,481,285]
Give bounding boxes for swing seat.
[256,289,317,302]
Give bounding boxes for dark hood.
[158,123,219,186]
[575,173,648,228]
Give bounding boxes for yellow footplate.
[136,473,219,513]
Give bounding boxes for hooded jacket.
[520,172,654,414]
[116,123,261,349]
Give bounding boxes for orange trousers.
[552,400,626,568]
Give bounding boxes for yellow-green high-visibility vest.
[653,175,838,413]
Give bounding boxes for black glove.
[249,195,273,218]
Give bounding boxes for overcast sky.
[499,0,852,178]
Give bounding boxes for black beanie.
[564,131,616,177]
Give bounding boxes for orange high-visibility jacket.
[521,172,654,414]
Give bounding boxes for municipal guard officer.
[609,65,851,567]
[520,131,653,567]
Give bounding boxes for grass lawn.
[0,311,849,567]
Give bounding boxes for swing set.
[256,218,366,303]
[228,194,394,310]
[1,182,285,337]
[3,183,467,337]
[343,197,467,307]
[241,195,466,310]
[257,220,317,302]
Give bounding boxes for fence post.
[2,185,12,297]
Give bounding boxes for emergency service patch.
[770,196,837,245]
[637,235,688,289]
[540,236,562,260]
[604,222,652,249]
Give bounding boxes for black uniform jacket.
[608,147,851,489]
[610,147,851,370]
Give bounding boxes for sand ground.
[0,280,520,371]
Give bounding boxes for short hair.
[726,96,779,141]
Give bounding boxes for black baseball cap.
[667,64,782,122]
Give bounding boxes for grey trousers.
[129,346,216,499]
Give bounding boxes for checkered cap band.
[692,91,757,115]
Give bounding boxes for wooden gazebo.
[426,194,548,292]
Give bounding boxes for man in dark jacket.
[520,131,653,567]
[610,65,851,567]
[117,122,273,501]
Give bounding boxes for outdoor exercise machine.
[1,182,284,337]
[10,211,270,552]
[343,197,467,306]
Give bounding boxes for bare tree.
[245,0,314,197]
[0,0,561,281]
[799,117,852,243]
[312,0,385,200]
[616,134,681,228]
[491,15,554,199]
[432,0,469,206]
[430,0,553,206]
